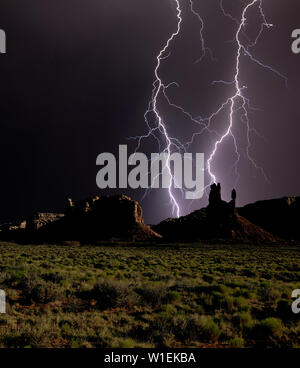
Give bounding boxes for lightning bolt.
[132,0,287,218]
[189,0,215,63]
[136,0,183,218]
[207,0,287,186]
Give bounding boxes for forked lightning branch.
[128,0,287,218]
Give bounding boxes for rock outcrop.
[0,188,294,244]
[0,220,27,232]
[238,197,300,240]
[153,183,279,244]
[35,195,161,242]
[26,213,64,232]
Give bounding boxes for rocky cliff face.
[0,195,160,242]
[36,195,161,242]
[0,188,296,244]
[0,220,27,232]
[238,197,300,240]
[26,213,64,232]
[153,184,279,244]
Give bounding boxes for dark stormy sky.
[0,0,299,225]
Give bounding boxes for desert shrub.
[144,315,177,347]
[259,283,281,302]
[166,291,181,303]
[158,304,177,318]
[20,273,64,304]
[0,271,8,284]
[19,273,40,292]
[182,315,221,343]
[251,318,283,342]
[234,296,249,310]
[29,282,64,304]
[260,317,283,333]
[136,283,168,307]
[1,316,60,348]
[5,288,20,302]
[8,269,27,286]
[280,287,292,299]
[222,295,235,312]
[233,312,253,330]
[229,337,244,348]
[90,279,139,309]
[42,272,66,284]
[114,338,136,348]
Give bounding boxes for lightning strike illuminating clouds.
[134,0,287,218]
[141,0,183,218]
[207,0,287,186]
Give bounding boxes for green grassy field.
[0,242,299,348]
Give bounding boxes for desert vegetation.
[0,242,299,348]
